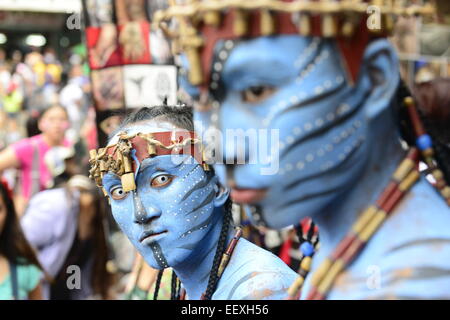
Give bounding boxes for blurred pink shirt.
[12,134,71,201]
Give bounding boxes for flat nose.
[132,191,161,224]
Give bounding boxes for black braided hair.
[153,269,164,300]
[170,269,178,300]
[203,197,233,300]
[176,278,182,300]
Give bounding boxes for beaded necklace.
[287,96,450,300]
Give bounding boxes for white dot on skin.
[304,123,313,131]
[225,40,234,50]
[290,96,299,104]
[315,87,324,95]
[315,118,324,127]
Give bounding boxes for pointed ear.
[212,176,230,207]
[357,39,400,120]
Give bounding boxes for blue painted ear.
[212,176,230,207]
[357,39,400,120]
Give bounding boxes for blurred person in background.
[0,179,43,300]
[0,105,71,216]
[0,49,6,65]
[0,62,11,98]
[21,148,115,300]
[3,81,24,124]
[60,64,91,144]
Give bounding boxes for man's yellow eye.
[111,186,127,200]
[241,86,276,104]
[151,174,174,189]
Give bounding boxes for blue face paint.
[103,154,220,269]
[181,33,450,299]
[101,126,298,300]
[189,35,370,229]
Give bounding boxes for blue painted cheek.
[191,36,374,229]
[110,197,140,246]
[132,159,219,266]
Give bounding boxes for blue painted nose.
[132,191,161,224]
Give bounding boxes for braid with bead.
[417,102,450,185]
[153,269,164,300]
[397,79,450,201]
[399,80,450,185]
[203,197,233,300]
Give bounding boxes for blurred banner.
[81,0,176,145]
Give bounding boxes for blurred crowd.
[0,44,303,300]
[0,46,132,300]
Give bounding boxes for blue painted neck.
[172,205,233,299]
[314,103,407,258]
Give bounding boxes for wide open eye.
[111,186,127,201]
[150,174,174,189]
[241,85,276,104]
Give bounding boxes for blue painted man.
[89,106,297,300]
[154,1,450,299]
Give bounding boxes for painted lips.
[139,230,168,243]
[230,188,267,204]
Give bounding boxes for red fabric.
[279,237,293,266]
